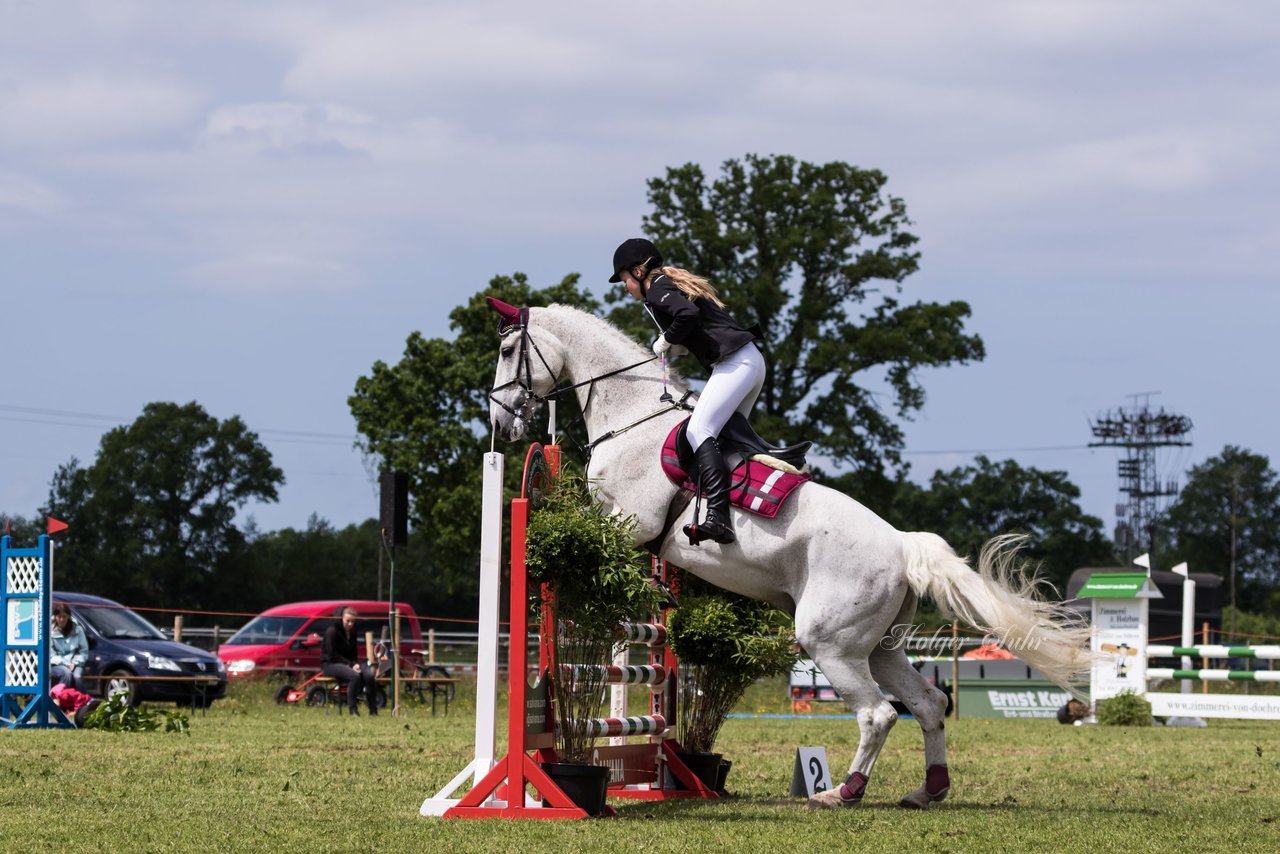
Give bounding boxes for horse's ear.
[485,296,525,333]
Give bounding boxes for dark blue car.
[53,591,228,707]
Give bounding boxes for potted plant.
[525,466,665,815]
[667,574,797,792]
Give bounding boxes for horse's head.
[486,297,565,441]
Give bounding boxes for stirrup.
[682,518,734,546]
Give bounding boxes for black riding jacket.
[643,275,758,371]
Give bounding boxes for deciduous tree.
[348,274,595,599]
[889,455,1115,591]
[1163,446,1280,622]
[44,402,283,608]
[607,154,985,474]
[351,157,989,602]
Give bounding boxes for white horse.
[487,302,1091,809]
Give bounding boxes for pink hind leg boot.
[899,764,949,810]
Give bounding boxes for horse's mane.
[536,303,689,388]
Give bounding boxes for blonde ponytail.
[647,265,725,308]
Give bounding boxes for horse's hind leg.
[802,654,899,810]
[868,634,951,809]
[796,553,908,810]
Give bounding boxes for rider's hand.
[652,336,671,356]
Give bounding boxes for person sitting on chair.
[50,602,88,691]
[611,237,764,546]
[321,607,378,716]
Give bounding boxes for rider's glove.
[652,335,672,356]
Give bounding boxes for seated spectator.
[50,603,88,690]
[322,607,378,716]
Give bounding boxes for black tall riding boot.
[683,437,736,545]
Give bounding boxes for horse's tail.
[901,531,1093,696]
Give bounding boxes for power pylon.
[1089,393,1192,561]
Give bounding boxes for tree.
[348,274,597,599]
[226,516,469,623]
[44,402,283,609]
[350,157,986,597]
[888,455,1116,592]
[0,514,45,547]
[606,154,985,475]
[1163,446,1280,626]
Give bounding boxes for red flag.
[47,517,69,535]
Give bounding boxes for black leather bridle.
[487,308,558,427]
[487,310,688,456]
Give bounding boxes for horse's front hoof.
[805,789,859,810]
[898,784,948,809]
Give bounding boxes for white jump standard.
[1080,570,1280,722]
[421,444,718,820]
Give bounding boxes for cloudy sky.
[2,1,1275,556]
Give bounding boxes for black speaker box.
[379,470,409,545]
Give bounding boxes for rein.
[582,391,694,456]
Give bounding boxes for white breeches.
[687,343,766,450]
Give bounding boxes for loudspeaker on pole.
[380,470,409,545]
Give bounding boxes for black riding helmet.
[609,237,664,283]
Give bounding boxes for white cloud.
[200,102,377,157]
[186,254,363,293]
[1056,132,1221,191]
[0,74,200,149]
[261,5,616,107]
[918,127,1246,218]
[0,171,65,214]
[0,0,1277,541]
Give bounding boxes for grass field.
[2,677,1278,853]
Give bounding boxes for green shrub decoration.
[1096,690,1153,727]
[667,574,797,754]
[525,465,664,762]
[81,694,191,734]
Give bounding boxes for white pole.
[609,642,629,746]
[1165,561,1207,727]
[472,452,504,785]
[1171,562,1195,695]
[420,451,507,817]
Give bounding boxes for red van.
[218,600,424,681]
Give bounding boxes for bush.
[1096,691,1153,727]
[525,465,664,762]
[81,694,190,734]
[667,574,796,754]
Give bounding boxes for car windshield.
[73,602,168,640]
[225,616,308,645]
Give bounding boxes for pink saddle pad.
[660,421,810,519]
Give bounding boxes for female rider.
[610,237,764,546]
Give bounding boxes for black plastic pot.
[675,751,723,790]
[715,758,732,793]
[542,762,611,816]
